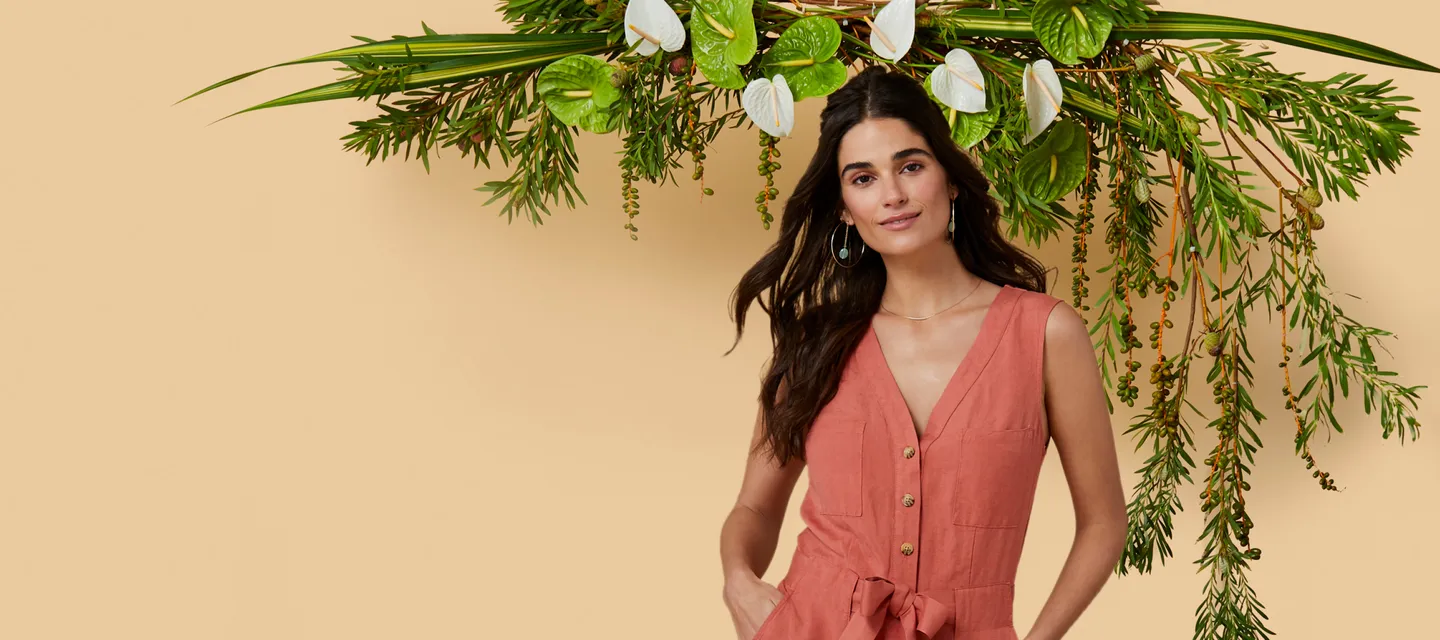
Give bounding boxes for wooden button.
[902,446,916,458]
[902,493,915,507]
[900,542,914,555]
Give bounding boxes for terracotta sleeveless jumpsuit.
[753,284,1062,640]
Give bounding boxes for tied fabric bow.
[839,576,955,640]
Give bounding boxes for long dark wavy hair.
[726,66,1049,467]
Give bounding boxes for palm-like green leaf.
[175,32,613,108]
[938,9,1438,72]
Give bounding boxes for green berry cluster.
[621,138,640,240]
[1301,448,1338,491]
[1070,166,1100,312]
[1277,317,1340,492]
[756,132,781,229]
[672,58,714,198]
[1149,356,1179,404]
[1116,306,1144,406]
[1233,505,1256,551]
[1147,278,1179,347]
[1147,285,1181,407]
[1199,362,1258,558]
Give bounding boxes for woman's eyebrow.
[840,148,934,175]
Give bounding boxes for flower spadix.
[1022,58,1064,144]
[928,49,986,113]
[624,0,685,56]
[742,74,796,138]
[865,0,915,62]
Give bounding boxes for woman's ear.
[839,209,852,225]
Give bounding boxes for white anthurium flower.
[624,0,685,57]
[865,0,915,62]
[929,49,986,113]
[742,75,796,138]
[1022,58,1064,144]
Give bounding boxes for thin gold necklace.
[880,278,984,321]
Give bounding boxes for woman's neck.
[878,244,984,318]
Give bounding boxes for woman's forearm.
[719,504,784,586]
[1022,519,1127,640]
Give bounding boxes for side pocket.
[952,426,1045,527]
[805,417,866,517]
[952,583,1016,632]
[751,571,810,640]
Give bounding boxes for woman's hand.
[723,572,785,639]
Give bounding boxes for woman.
[718,66,1127,640]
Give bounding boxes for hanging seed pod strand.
[1072,125,1098,313]
[621,135,640,241]
[1276,186,1339,491]
[1106,156,1143,406]
[677,59,711,199]
[756,131,780,230]
[1102,138,1132,405]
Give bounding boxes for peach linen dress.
[753,284,1063,640]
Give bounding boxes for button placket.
[897,437,921,583]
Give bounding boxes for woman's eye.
[851,164,921,185]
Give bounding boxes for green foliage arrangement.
[178,2,1432,637]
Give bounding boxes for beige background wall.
[1,1,1436,638]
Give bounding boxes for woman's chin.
[869,231,946,257]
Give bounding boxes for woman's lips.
[879,212,920,230]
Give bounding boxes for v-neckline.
[862,283,1018,445]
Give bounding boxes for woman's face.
[835,117,957,256]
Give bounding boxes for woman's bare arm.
[720,399,807,585]
[719,390,808,638]
[1023,302,1129,640]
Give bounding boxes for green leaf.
[920,9,1438,73]
[951,107,1001,149]
[204,41,609,123]
[690,0,758,89]
[537,55,622,133]
[176,32,613,106]
[1031,0,1115,65]
[421,21,438,37]
[759,16,846,99]
[1016,120,1088,202]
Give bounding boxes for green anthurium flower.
[1016,120,1088,202]
[690,0,758,90]
[759,16,846,100]
[537,55,622,133]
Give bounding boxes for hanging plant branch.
[177,2,1433,637]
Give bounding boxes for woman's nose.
[880,178,908,207]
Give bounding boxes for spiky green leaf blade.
[208,42,610,123]
[933,9,1438,72]
[176,32,613,106]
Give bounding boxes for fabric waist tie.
[840,575,955,640]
